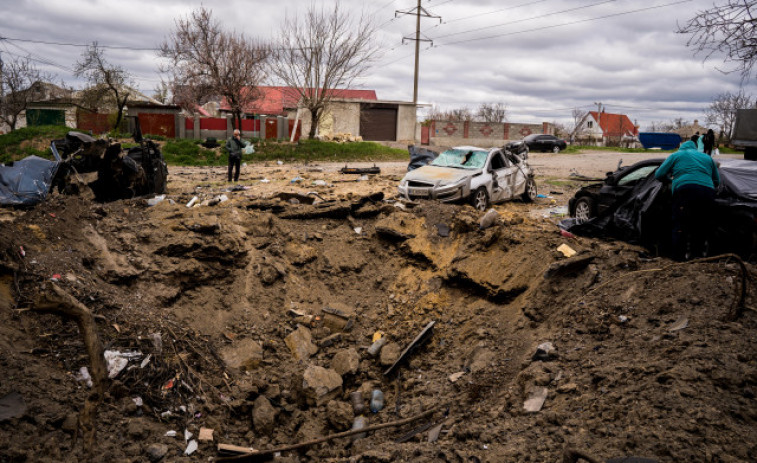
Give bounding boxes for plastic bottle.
[351,415,368,441]
[369,389,384,413]
[350,391,365,415]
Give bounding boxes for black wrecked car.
[523,134,567,153]
[565,158,757,259]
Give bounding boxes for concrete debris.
[302,365,343,405]
[331,348,360,376]
[285,325,319,361]
[557,243,577,258]
[532,342,557,361]
[220,338,263,371]
[523,387,549,413]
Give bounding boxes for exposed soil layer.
[1,162,755,463]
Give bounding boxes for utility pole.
[396,1,441,105]
[594,101,602,146]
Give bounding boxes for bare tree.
[705,89,756,140]
[568,108,590,142]
[152,80,171,105]
[678,0,757,80]
[270,2,380,139]
[159,7,269,133]
[475,102,507,123]
[0,56,44,131]
[74,43,133,131]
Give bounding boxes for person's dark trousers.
[228,155,241,182]
[671,184,716,261]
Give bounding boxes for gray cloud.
[0,0,752,130]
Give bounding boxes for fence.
[425,120,554,147]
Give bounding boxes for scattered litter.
[291,176,303,183]
[557,243,577,258]
[165,430,177,437]
[369,389,384,413]
[140,354,152,369]
[75,366,93,388]
[51,274,61,281]
[146,194,166,206]
[277,160,283,165]
[358,175,369,181]
[619,315,629,323]
[350,391,365,415]
[103,350,142,379]
[435,223,450,237]
[367,336,387,357]
[354,227,362,234]
[384,320,436,376]
[523,387,549,412]
[0,392,27,421]
[669,316,689,332]
[186,196,199,208]
[530,206,569,219]
[18,246,25,257]
[341,165,380,175]
[351,416,368,441]
[536,194,548,198]
[184,440,198,456]
[559,229,576,239]
[479,209,499,230]
[148,333,163,355]
[217,443,257,456]
[260,178,270,183]
[313,180,327,186]
[184,429,193,442]
[199,427,214,442]
[160,411,172,419]
[372,331,384,343]
[448,372,465,383]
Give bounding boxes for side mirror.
[605,174,616,186]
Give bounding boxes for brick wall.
[428,120,553,147]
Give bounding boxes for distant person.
[655,140,720,261]
[690,131,700,144]
[226,129,244,182]
[702,129,716,155]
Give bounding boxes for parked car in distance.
[398,145,537,211]
[523,134,567,153]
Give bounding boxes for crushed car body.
[398,145,537,210]
[563,158,757,259]
[0,155,61,206]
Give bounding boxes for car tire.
[573,196,596,223]
[522,178,537,202]
[552,145,561,153]
[471,187,489,211]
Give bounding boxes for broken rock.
[302,365,343,405]
[220,338,263,371]
[532,342,557,362]
[523,387,549,413]
[331,348,360,376]
[145,443,169,462]
[326,400,354,430]
[252,395,277,435]
[379,342,401,367]
[285,325,318,361]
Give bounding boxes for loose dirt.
[0,152,755,462]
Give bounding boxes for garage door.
[360,104,397,141]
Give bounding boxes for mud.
[0,160,755,463]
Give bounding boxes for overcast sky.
[1,0,754,130]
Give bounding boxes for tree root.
[33,282,108,456]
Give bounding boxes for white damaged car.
[398,146,537,210]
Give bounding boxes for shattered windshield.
[430,149,488,170]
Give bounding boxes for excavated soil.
[0,160,756,463]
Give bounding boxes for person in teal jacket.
[655,140,720,260]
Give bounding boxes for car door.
[505,152,528,195]
[488,151,513,202]
[596,164,660,215]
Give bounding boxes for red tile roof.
[220,86,377,115]
[589,111,639,137]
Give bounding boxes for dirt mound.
[1,178,756,462]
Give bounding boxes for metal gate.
[138,113,176,138]
[26,109,65,127]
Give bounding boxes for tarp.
[0,156,60,206]
[718,159,757,201]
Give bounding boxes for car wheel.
[552,145,561,153]
[471,187,489,211]
[522,178,537,202]
[573,196,596,223]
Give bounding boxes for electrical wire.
[432,0,619,40]
[435,0,693,47]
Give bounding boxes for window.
[490,152,506,170]
[617,165,658,186]
[587,121,594,128]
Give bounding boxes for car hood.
[402,165,478,186]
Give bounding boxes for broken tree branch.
[215,406,440,462]
[32,282,108,455]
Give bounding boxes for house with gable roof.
[219,85,417,142]
[579,110,640,147]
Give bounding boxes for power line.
[435,0,693,47]
[443,0,550,25]
[432,0,619,40]
[0,36,158,51]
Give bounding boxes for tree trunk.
[308,108,319,140]
[235,112,243,137]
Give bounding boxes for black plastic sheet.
[0,156,60,206]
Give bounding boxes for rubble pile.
[0,174,756,462]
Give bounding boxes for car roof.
[450,146,491,152]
